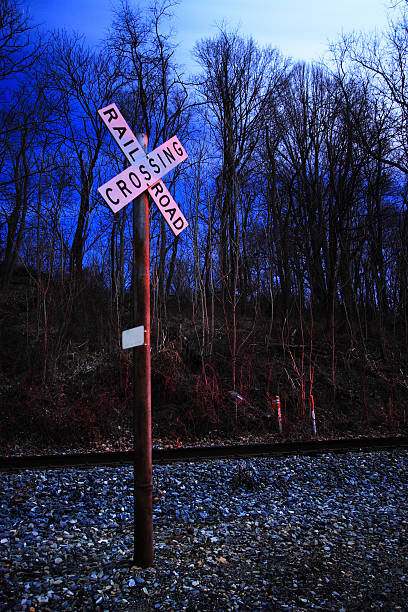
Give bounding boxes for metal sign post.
[97,104,188,568]
[132,134,152,567]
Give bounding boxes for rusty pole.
[132,133,153,568]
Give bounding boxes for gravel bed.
[0,450,407,611]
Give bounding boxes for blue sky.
[29,0,391,69]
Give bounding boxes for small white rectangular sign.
[122,325,145,349]
[98,136,188,214]
[148,181,188,236]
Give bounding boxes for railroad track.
[1,435,408,470]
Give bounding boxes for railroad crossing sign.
[98,103,188,236]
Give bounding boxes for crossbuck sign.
[98,103,188,236]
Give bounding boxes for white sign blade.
[98,136,188,213]
[148,181,188,236]
[98,103,143,164]
[122,325,145,349]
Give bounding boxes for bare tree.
[0,83,49,288]
[328,2,408,341]
[193,28,288,391]
[109,0,191,337]
[41,31,123,277]
[331,2,408,175]
[0,0,38,82]
[194,28,287,299]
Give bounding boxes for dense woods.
[1,0,408,450]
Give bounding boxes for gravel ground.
[0,450,407,611]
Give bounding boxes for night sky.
[28,0,389,69]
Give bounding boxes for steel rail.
[1,436,407,471]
